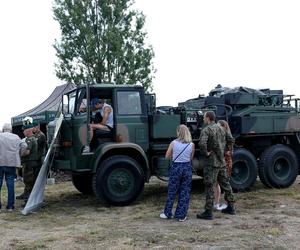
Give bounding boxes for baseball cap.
[91,98,103,108]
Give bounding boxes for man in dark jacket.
[197,111,235,220]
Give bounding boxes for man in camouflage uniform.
[16,122,39,201]
[197,111,235,220]
[33,122,46,170]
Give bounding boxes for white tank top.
[172,140,193,163]
[101,103,114,128]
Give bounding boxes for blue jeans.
[0,166,16,209]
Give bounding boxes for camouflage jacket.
[21,135,38,163]
[34,131,46,160]
[198,122,234,167]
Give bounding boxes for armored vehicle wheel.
[230,148,257,191]
[93,155,145,206]
[258,144,298,188]
[72,173,94,195]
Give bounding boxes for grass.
[1,177,300,249]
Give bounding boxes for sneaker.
[160,213,173,219]
[218,203,227,210]
[213,203,220,210]
[196,210,214,220]
[178,217,187,222]
[221,204,236,215]
[82,145,91,154]
[7,208,14,212]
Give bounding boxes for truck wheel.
[72,173,94,195]
[93,155,145,206]
[230,148,257,191]
[258,144,298,188]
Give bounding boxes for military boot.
[196,210,214,220]
[221,204,236,215]
[16,193,29,200]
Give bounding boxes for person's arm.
[21,138,32,156]
[226,131,234,151]
[199,128,210,156]
[19,138,28,156]
[100,106,111,126]
[190,143,195,160]
[165,141,174,159]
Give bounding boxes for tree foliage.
[53,0,155,91]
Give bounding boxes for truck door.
[114,89,149,151]
[62,88,88,156]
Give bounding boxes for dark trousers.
[164,162,192,219]
[203,165,235,212]
[0,166,16,209]
[23,162,40,196]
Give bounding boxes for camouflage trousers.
[23,162,40,196]
[203,165,235,212]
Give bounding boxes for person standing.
[214,120,234,210]
[16,123,39,201]
[33,122,47,171]
[0,123,27,211]
[160,125,195,222]
[197,111,235,220]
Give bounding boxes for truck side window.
[68,91,77,114]
[117,91,142,115]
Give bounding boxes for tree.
[53,0,155,91]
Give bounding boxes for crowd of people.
[160,111,235,221]
[0,117,46,212]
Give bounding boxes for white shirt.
[0,132,27,167]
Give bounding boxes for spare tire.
[258,144,298,188]
[230,148,258,192]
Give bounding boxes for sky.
[1,0,300,128]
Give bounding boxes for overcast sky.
[1,0,300,128]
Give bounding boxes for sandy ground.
[1,176,300,250]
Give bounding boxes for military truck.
[49,84,300,206]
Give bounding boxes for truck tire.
[72,173,94,195]
[258,144,298,188]
[93,155,145,206]
[230,148,257,191]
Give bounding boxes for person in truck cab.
[82,98,114,153]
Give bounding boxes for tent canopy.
[11,83,75,127]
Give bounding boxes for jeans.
[164,162,192,220]
[0,166,16,209]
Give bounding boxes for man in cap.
[0,123,27,211]
[33,121,46,170]
[82,98,113,153]
[16,120,39,201]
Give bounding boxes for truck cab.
[51,84,172,205]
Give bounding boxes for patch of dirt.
[1,176,300,249]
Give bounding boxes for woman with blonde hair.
[160,124,195,222]
[214,120,234,210]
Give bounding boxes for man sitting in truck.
[82,98,114,153]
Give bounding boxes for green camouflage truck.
[49,84,300,205]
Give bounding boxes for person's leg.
[22,164,34,198]
[217,167,235,214]
[163,164,181,218]
[204,166,218,212]
[214,183,221,207]
[5,167,16,209]
[0,167,4,209]
[175,163,192,220]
